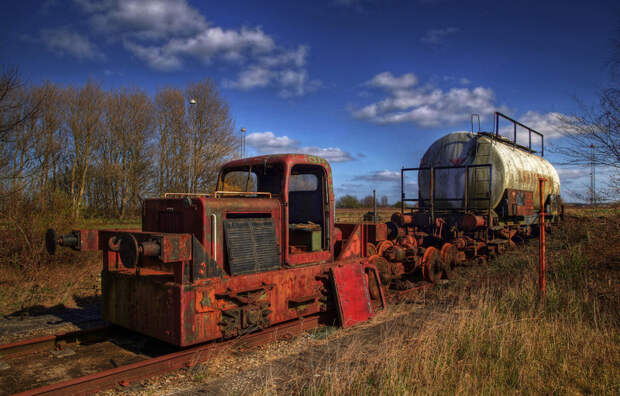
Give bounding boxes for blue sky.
[1,0,617,202]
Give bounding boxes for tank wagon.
[47,112,561,345]
[365,112,563,287]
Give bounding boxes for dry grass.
[0,249,101,315]
[0,214,140,315]
[260,213,620,395]
[335,207,396,223]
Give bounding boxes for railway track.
[0,314,323,396]
[0,280,435,396]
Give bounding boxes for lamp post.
[590,144,596,205]
[188,98,197,192]
[240,127,247,158]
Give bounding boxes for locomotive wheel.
[422,247,443,283]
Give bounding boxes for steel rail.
[5,315,322,396]
[0,326,110,359]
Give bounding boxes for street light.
[590,144,596,205]
[240,127,247,158]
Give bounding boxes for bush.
[336,194,361,208]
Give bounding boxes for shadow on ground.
[0,295,102,339]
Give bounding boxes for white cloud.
[72,0,318,96]
[229,66,275,90]
[246,131,297,150]
[352,72,504,127]
[355,170,401,182]
[367,72,418,90]
[278,69,321,98]
[228,65,320,97]
[76,0,207,39]
[495,111,571,147]
[245,131,353,162]
[123,41,182,71]
[556,167,588,179]
[297,146,353,162]
[40,27,104,60]
[260,45,308,68]
[421,27,459,45]
[121,25,276,71]
[518,111,568,139]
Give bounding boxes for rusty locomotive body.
[48,112,561,346]
[49,154,386,346]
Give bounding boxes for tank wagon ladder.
[401,164,493,232]
[493,111,545,156]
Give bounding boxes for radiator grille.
[223,218,281,275]
[159,210,183,233]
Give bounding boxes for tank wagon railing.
[400,164,493,223]
[494,111,544,156]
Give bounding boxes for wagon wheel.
[510,235,524,248]
[377,240,393,257]
[440,243,458,279]
[397,235,415,249]
[367,243,377,257]
[422,247,443,283]
[369,255,392,286]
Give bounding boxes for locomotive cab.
[217,155,334,267]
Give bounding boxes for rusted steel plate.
[330,263,373,328]
[160,233,192,263]
[12,316,321,396]
[336,224,363,261]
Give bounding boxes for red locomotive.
[47,112,562,347]
[47,154,387,346]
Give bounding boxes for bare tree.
[552,35,620,201]
[0,68,41,143]
[66,81,105,219]
[155,87,189,195]
[554,90,619,169]
[185,80,238,193]
[96,88,155,218]
[31,83,68,204]
[0,84,43,194]
[360,195,374,208]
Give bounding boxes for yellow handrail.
[164,192,212,198]
[214,191,272,198]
